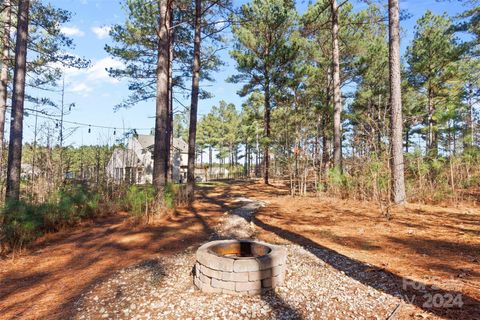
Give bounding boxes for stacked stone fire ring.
[194,240,287,295]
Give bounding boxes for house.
[194,166,230,182]
[107,134,188,184]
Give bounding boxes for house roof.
[112,148,141,167]
[173,137,188,153]
[136,134,188,153]
[136,134,154,149]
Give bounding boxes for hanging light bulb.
[55,122,59,128]
[113,128,116,135]
[88,125,91,133]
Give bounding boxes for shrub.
[123,183,185,220]
[164,182,188,208]
[0,185,103,252]
[124,185,155,217]
[1,200,44,250]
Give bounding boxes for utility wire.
[6,105,153,131]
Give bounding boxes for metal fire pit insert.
[194,240,286,295]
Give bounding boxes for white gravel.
[214,198,265,240]
[73,246,400,319]
[73,198,401,319]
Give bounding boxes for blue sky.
[19,0,468,147]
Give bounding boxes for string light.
[12,106,152,132]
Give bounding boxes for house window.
[125,167,137,184]
[115,168,123,181]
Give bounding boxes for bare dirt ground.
[0,200,223,319]
[221,180,480,319]
[0,180,479,319]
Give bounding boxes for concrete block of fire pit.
[194,240,286,295]
[262,272,285,288]
[199,278,222,293]
[211,278,236,291]
[221,271,249,282]
[271,264,285,276]
[200,265,222,278]
[235,280,262,292]
[248,268,272,281]
[233,259,260,272]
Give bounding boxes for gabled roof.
[173,137,188,153]
[136,134,188,153]
[112,148,141,167]
[136,134,154,149]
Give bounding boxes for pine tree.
[407,12,462,158]
[0,0,11,152]
[0,0,88,166]
[331,0,343,172]
[230,0,297,184]
[389,0,406,204]
[152,0,171,191]
[6,0,30,202]
[186,0,201,202]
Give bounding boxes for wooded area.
[0,0,477,248]
[0,0,479,318]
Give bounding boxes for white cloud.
[49,57,124,94]
[69,83,92,94]
[91,26,111,39]
[86,57,123,83]
[60,26,85,37]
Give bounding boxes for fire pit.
[194,240,286,295]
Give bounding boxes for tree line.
[0,0,478,208]
[191,0,479,204]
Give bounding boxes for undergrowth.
[0,185,100,252]
[317,150,480,205]
[0,182,187,253]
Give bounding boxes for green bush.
[123,183,183,217]
[164,182,181,209]
[0,185,103,252]
[124,185,155,217]
[1,200,44,250]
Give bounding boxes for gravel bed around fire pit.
[73,244,401,320]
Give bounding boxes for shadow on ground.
[0,202,213,319]
[206,180,480,319]
[252,213,480,320]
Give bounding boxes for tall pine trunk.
[465,87,474,149]
[331,0,342,172]
[263,79,271,184]
[153,0,170,192]
[321,69,332,182]
[186,0,201,202]
[6,0,29,202]
[208,145,212,179]
[389,0,406,204]
[244,142,248,177]
[427,86,438,158]
[0,0,10,153]
[166,5,173,182]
